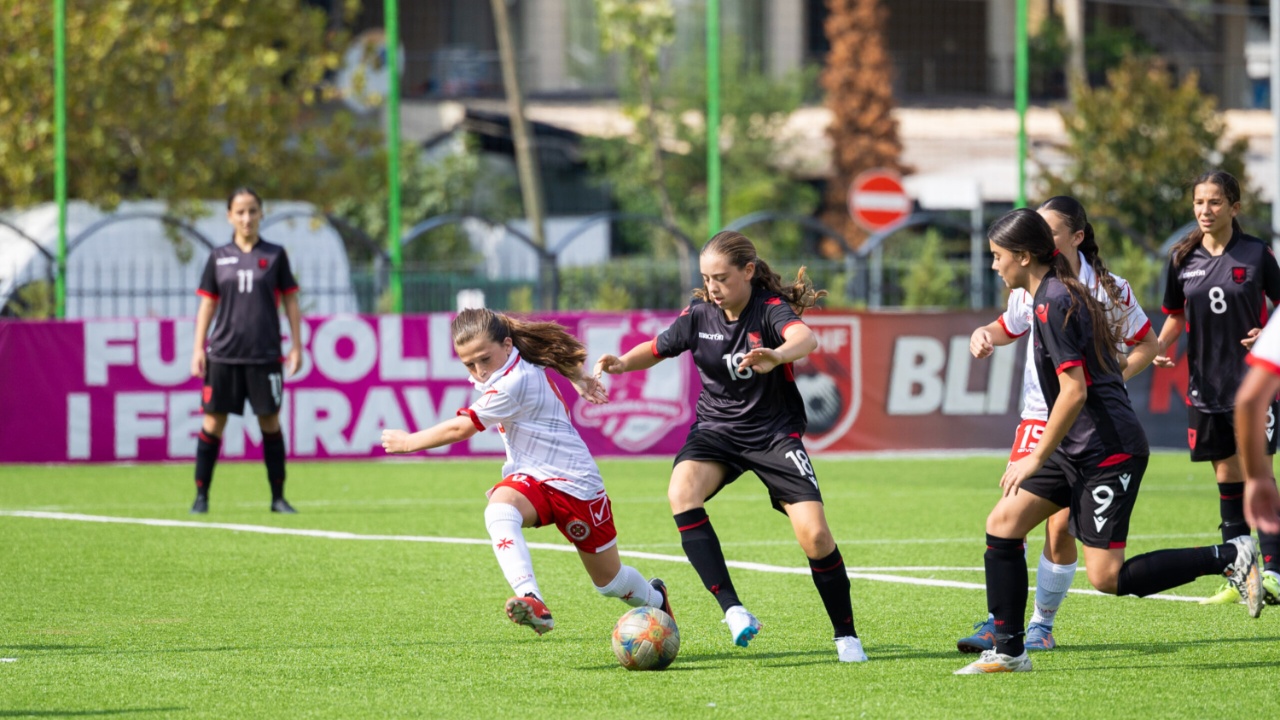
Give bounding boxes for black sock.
[985,534,1026,657]
[674,508,740,612]
[194,430,221,498]
[1115,545,1234,597]
[809,547,856,639]
[263,430,286,501]
[1258,530,1280,574]
[1219,482,1248,542]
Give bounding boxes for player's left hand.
[570,373,609,405]
[381,429,414,454]
[1242,327,1262,350]
[738,348,782,374]
[1000,455,1043,497]
[286,346,303,376]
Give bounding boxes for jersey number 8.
[1208,286,1227,314]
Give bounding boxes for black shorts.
[1187,402,1279,462]
[203,361,284,416]
[1022,452,1147,550]
[674,426,823,514]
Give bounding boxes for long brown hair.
[450,308,586,378]
[1171,170,1243,267]
[1038,196,1127,312]
[692,231,827,316]
[988,208,1121,371]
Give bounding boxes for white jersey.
[997,251,1152,421]
[1247,313,1280,376]
[457,349,604,500]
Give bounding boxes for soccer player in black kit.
[956,209,1263,675]
[1154,170,1280,606]
[593,231,866,663]
[189,187,303,514]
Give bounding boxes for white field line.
[0,511,1201,603]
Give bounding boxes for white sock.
[1030,554,1077,627]
[594,565,657,608]
[484,503,541,600]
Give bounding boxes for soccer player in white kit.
[959,197,1157,653]
[381,308,673,635]
[1238,316,1280,535]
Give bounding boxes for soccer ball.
[611,606,680,671]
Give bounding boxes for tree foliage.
[820,0,905,249]
[0,0,382,210]
[588,0,819,260]
[1037,56,1252,303]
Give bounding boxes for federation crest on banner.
[794,315,862,451]
[574,315,693,452]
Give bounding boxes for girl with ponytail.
[1154,170,1280,605]
[957,196,1157,654]
[593,231,866,663]
[957,208,1263,675]
[380,308,675,637]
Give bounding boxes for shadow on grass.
[1048,634,1280,655]
[578,640,962,671]
[0,645,91,652]
[0,710,185,717]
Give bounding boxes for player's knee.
[204,414,228,435]
[797,526,834,556]
[1086,565,1119,595]
[667,479,701,513]
[984,506,1018,537]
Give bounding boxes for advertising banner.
[0,309,1192,463]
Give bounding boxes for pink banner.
[0,313,696,463]
[0,310,1189,463]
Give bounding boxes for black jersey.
[1162,231,1280,412]
[1032,270,1149,461]
[197,239,299,364]
[654,289,808,445]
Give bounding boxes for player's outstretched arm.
[1153,315,1183,368]
[739,323,817,374]
[382,416,479,454]
[594,340,664,376]
[558,363,609,405]
[970,320,1015,359]
[1122,328,1158,382]
[1236,366,1280,533]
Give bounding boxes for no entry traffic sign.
[848,170,910,232]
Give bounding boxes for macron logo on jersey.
[216,257,239,265]
[1179,269,1206,279]
[698,332,726,341]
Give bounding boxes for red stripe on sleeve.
[1055,359,1084,375]
[650,339,662,358]
[1125,319,1152,347]
[282,286,300,295]
[996,316,1027,338]
[196,289,219,300]
[457,408,485,432]
[1246,354,1280,378]
[1161,305,1184,315]
[781,320,804,336]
